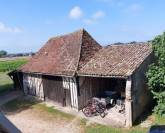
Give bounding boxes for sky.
[0,0,165,53]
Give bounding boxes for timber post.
[125,76,133,128]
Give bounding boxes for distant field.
[0,57,29,72]
[0,56,30,61]
[0,57,29,94]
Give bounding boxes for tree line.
[0,50,7,57]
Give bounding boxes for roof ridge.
[48,28,85,41]
[105,42,150,48]
[74,29,84,76]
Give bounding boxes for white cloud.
[69,6,83,19]
[126,3,142,14]
[68,6,105,25]
[92,11,105,19]
[0,22,22,33]
[83,19,95,25]
[84,10,105,25]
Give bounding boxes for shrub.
[146,32,165,116]
[0,50,7,57]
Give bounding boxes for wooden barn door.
[63,77,78,109]
[43,76,65,106]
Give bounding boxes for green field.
[0,57,28,94]
[0,58,27,72]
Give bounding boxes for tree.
[146,32,165,116]
[0,50,7,57]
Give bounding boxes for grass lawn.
[34,104,75,120]
[84,124,146,133]
[81,115,165,133]
[0,58,27,72]
[80,120,148,133]
[0,72,13,94]
[2,97,165,133]
[80,111,165,133]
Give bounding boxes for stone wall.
[131,53,154,122]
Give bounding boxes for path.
[5,107,82,133]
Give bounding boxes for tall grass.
[0,59,27,72]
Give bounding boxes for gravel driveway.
[5,107,82,133]
[0,94,83,133]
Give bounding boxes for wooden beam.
[125,76,133,127]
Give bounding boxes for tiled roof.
[20,29,152,77]
[78,43,152,77]
[20,29,101,76]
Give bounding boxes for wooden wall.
[23,73,127,112]
[77,76,126,110]
[42,76,65,106]
[42,76,78,109]
[23,73,44,100]
[23,74,78,109]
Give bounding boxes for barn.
[9,29,154,127]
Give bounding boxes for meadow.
[0,58,28,72]
[0,57,28,94]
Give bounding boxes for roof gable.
[20,29,152,77]
[78,30,102,69]
[20,29,101,76]
[78,43,152,77]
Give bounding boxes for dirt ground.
[5,107,82,133]
[0,92,83,133]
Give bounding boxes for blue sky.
[0,0,165,53]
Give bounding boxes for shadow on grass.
[0,83,13,96]
[0,97,41,116]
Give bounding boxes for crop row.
[0,59,27,72]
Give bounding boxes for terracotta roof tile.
[78,42,152,77]
[20,29,101,76]
[20,29,152,77]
